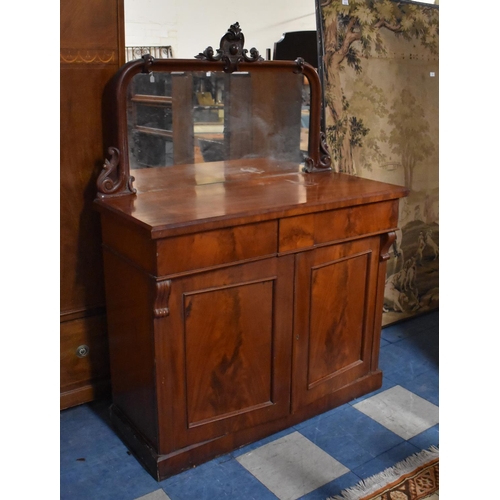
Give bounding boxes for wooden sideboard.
[95,158,408,480]
[94,24,408,480]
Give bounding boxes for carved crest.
[140,53,154,73]
[195,22,264,73]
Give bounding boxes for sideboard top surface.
[94,158,409,239]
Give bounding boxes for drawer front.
[157,221,278,276]
[60,314,110,409]
[279,200,399,253]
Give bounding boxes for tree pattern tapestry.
[320,0,439,325]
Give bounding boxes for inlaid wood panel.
[292,237,381,411]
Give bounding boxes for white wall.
[124,0,178,49]
[124,0,317,59]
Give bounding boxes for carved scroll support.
[303,132,332,173]
[195,22,264,73]
[380,231,397,262]
[154,280,172,318]
[96,147,136,199]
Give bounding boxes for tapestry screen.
[320,0,439,325]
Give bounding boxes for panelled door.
[292,236,381,411]
[156,255,294,453]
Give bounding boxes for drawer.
[60,314,110,408]
[157,220,278,276]
[279,200,399,253]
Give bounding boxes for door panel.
[184,280,275,427]
[156,256,294,452]
[293,237,380,411]
[308,252,369,387]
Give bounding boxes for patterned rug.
[330,447,439,500]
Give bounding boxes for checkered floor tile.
[353,385,439,440]
[236,431,349,500]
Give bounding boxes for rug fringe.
[328,446,439,500]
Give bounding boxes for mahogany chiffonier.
[94,24,408,480]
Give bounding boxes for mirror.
[122,1,324,169]
[97,21,330,199]
[127,69,309,169]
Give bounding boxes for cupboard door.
[156,256,294,453]
[292,237,381,411]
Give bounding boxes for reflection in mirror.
[127,70,310,169]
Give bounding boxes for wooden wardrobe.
[60,0,125,408]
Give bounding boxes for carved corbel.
[154,280,172,318]
[380,232,397,262]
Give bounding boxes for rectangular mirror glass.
[127,69,310,169]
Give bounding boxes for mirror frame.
[97,22,331,199]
